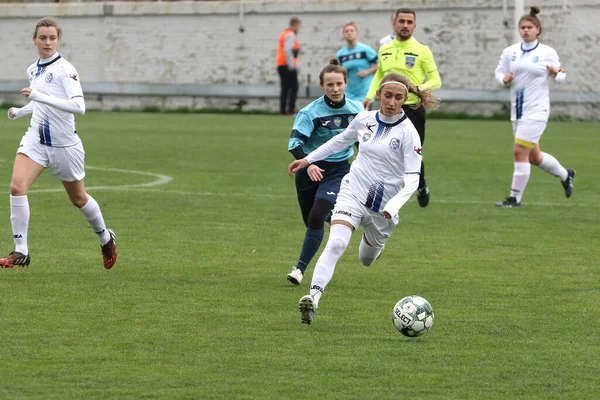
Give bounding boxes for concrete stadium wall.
[0,0,598,118]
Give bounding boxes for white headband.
[378,81,409,95]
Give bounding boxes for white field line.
[27,166,173,193]
[0,159,591,207]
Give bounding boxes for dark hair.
[519,6,542,36]
[393,8,416,20]
[319,58,347,85]
[377,73,439,110]
[34,16,62,39]
[290,17,301,26]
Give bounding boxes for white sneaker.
[298,295,315,325]
[287,266,303,285]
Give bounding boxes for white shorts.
[512,120,547,148]
[17,135,86,182]
[331,187,398,248]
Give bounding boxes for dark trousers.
[277,66,298,115]
[402,105,427,189]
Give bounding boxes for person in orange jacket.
[277,17,301,115]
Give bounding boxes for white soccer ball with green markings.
[392,295,434,337]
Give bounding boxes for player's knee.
[307,199,333,229]
[359,247,381,266]
[529,152,543,165]
[513,145,530,160]
[307,212,326,230]
[9,181,27,196]
[359,237,383,267]
[326,236,349,258]
[70,192,89,208]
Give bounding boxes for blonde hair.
[377,73,439,110]
[34,17,62,39]
[343,21,358,32]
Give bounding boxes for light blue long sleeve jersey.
[288,96,364,162]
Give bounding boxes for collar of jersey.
[376,111,406,127]
[520,41,539,52]
[392,36,415,46]
[323,95,346,109]
[38,53,62,67]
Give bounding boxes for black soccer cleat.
[417,186,430,208]
[101,229,118,269]
[561,169,575,198]
[495,196,521,208]
[0,251,31,268]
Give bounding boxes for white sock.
[538,152,568,181]
[310,224,353,309]
[510,162,530,203]
[10,195,30,255]
[358,236,383,267]
[79,195,110,245]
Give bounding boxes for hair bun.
[530,6,540,16]
[329,58,339,66]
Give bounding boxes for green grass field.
[0,112,598,399]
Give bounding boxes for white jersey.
[378,34,395,48]
[495,41,565,122]
[25,54,83,147]
[306,110,422,213]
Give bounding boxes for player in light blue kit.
[336,22,378,102]
[286,59,364,286]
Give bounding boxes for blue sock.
[296,228,325,274]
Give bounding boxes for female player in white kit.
[288,72,438,324]
[2,17,117,269]
[494,6,574,207]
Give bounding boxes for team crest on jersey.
[333,117,342,127]
[45,73,53,83]
[389,138,400,150]
[363,132,372,142]
[532,56,539,63]
[511,52,517,61]
[405,56,416,69]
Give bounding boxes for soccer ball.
[392,295,434,337]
